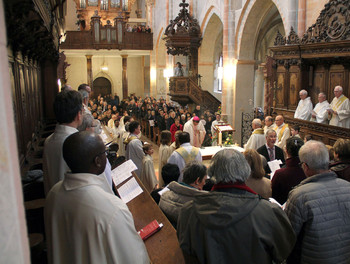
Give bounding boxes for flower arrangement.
[223,133,234,146]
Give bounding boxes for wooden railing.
[169,77,221,113]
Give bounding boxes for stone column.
[0,0,30,262]
[297,0,306,37]
[122,55,128,99]
[86,55,93,87]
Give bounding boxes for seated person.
[329,138,350,182]
[159,161,207,227]
[45,131,149,263]
[150,163,180,204]
[271,137,306,205]
[177,149,295,264]
[244,149,271,199]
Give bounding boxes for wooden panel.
[276,71,285,107]
[329,65,344,99]
[288,70,299,109]
[313,67,326,102]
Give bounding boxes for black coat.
[257,144,285,174]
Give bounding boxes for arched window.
[214,54,223,93]
[101,0,108,10]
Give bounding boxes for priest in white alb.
[311,92,330,124]
[274,115,290,149]
[245,119,265,150]
[294,90,313,120]
[327,86,350,128]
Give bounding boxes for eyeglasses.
[299,162,307,167]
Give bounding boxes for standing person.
[183,116,206,148]
[245,119,266,150]
[177,149,296,264]
[311,92,330,124]
[327,85,350,128]
[271,137,306,205]
[274,115,290,149]
[45,131,149,264]
[294,90,313,120]
[170,117,183,142]
[329,138,350,181]
[140,144,158,193]
[244,149,271,199]
[174,62,184,77]
[285,140,350,264]
[263,116,275,133]
[166,110,176,130]
[257,129,285,174]
[290,125,301,138]
[125,121,144,178]
[43,90,83,195]
[168,132,202,182]
[158,131,173,187]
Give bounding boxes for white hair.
[319,92,326,98]
[77,113,94,132]
[265,129,277,138]
[252,118,262,127]
[299,140,329,171]
[300,90,308,95]
[208,149,251,183]
[335,86,343,92]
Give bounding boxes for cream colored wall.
[65,56,88,90]
[92,56,122,95]
[127,57,144,97]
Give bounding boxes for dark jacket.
[271,156,306,205]
[257,144,285,173]
[329,160,350,182]
[285,171,350,264]
[177,188,296,264]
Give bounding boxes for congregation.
[43,83,350,264]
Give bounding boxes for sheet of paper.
[117,177,143,203]
[218,125,233,131]
[112,160,138,186]
[149,120,154,127]
[158,187,169,196]
[268,159,283,180]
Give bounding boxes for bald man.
[274,115,290,149]
[45,131,149,264]
[311,92,330,124]
[327,86,350,128]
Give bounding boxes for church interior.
[1,0,350,263]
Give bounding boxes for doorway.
[92,77,111,99]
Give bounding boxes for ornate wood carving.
[274,30,286,46]
[286,27,300,45]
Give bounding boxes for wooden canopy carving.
[275,0,350,47]
[163,0,202,56]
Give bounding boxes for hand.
[312,114,316,118]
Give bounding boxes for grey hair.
[335,85,343,92]
[208,149,251,183]
[299,140,329,171]
[300,89,308,95]
[79,89,89,100]
[252,118,262,127]
[93,119,102,134]
[265,128,277,138]
[319,92,326,98]
[77,113,94,132]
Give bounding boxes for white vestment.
[43,124,78,195]
[158,144,174,187]
[125,133,144,177]
[274,123,290,150]
[183,118,206,147]
[140,155,158,193]
[211,120,222,135]
[167,143,202,182]
[107,118,116,131]
[245,128,266,150]
[294,97,313,120]
[264,124,276,134]
[329,95,350,128]
[45,172,149,264]
[311,100,330,124]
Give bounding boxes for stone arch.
[92,76,112,99]
[199,12,223,102]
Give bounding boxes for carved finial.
[274,30,286,46]
[286,26,300,45]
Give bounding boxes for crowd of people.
[126,24,152,33]
[42,83,350,264]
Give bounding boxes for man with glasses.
[43,90,83,195]
[45,131,149,264]
[274,115,290,149]
[327,85,350,128]
[285,140,350,263]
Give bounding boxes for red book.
[138,220,163,241]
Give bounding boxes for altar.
[200,145,244,160]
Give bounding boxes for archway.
[199,13,223,102]
[92,77,112,99]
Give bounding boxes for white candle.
[218,132,222,146]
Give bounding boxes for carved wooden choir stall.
[267,0,350,144]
